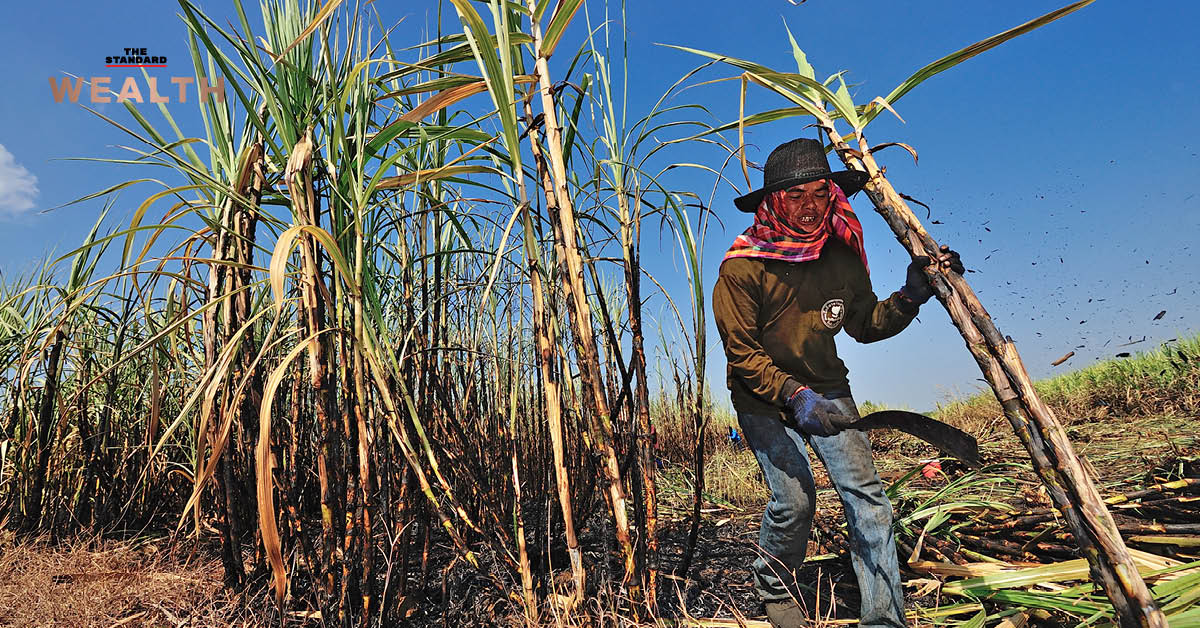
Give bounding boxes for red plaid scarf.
[723,181,868,274]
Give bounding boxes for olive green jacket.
[713,240,919,416]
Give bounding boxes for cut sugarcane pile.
[886,473,1200,625]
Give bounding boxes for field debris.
[1051,351,1075,366]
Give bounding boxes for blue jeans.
[737,397,905,628]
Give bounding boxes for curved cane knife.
[853,410,982,469]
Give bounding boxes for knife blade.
[852,410,982,469]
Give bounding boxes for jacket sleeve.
[842,262,920,344]
[713,259,803,406]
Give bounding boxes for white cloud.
[0,144,39,217]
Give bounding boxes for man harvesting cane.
[713,138,962,628]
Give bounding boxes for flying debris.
[1153,310,1166,320]
[1051,351,1075,366]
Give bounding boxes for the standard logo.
[820,298,845,329]
[48,47,224,105]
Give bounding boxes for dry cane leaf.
[899,192,931,219]
[868,141,919,164]
[868,96,906,123]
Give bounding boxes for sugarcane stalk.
[926,535,968,565]
[196,138,266,587]
[959,534,1037,561]
[287,128,341,602]
[1112,496,1200,510]
[352,228,375,625]
[1106,478,1200,505]
[504,316,536,620]
[1118,523,1200,535]
[26,327,65,530]
[623,193,659,610]
[962,513,1061,533]
[815,119,1166,628]
[519,10,638,583]
[517,100,585,606]
[675,365,708,580]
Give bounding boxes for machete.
[852,410,982,469]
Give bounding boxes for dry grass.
[696,448,768,510]
[0,531,267,627]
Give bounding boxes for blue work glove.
[901,245,964,305]
[785,387,859,437]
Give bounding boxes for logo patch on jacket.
[821,298,845,329]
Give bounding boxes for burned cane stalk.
[817,120,1166,628]
[517,101,586,605]
[522,0,638,585]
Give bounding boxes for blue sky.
[1,1,1197,411]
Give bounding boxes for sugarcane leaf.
[271,0,346,63]
[561,72,591,164]
[269,225,360,309]
[1153,564,1200,598]
[833,74,860,129]
[961,610,987,628]
[679,106,815,141]
[400,79,491,122]
[447,0,523,164]
[1166,606,1200,628]
[374,165,500,190]
[124,184,208,264]
[257,328,331,607]
[869,142,919,164]
[744,72,828,121]
[975,589,1109,616]
[864,0,1098,127]
[49,177,160,212]
[887,464,925,499]
[666,44,837,102]
[380,33,531,83]
[541,0,586,58]
[783,20,821,106]
[664,44,846,123]
[1162,580,1200,615]
[867,95,905,123]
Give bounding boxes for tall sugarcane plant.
[675,1,1171,626]
[0,0,720,622]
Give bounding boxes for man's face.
[777,179,832,234]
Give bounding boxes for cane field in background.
[0,0,1197,626]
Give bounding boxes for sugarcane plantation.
[1,1,1197,626]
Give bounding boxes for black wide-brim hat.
[734,138,869,213]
